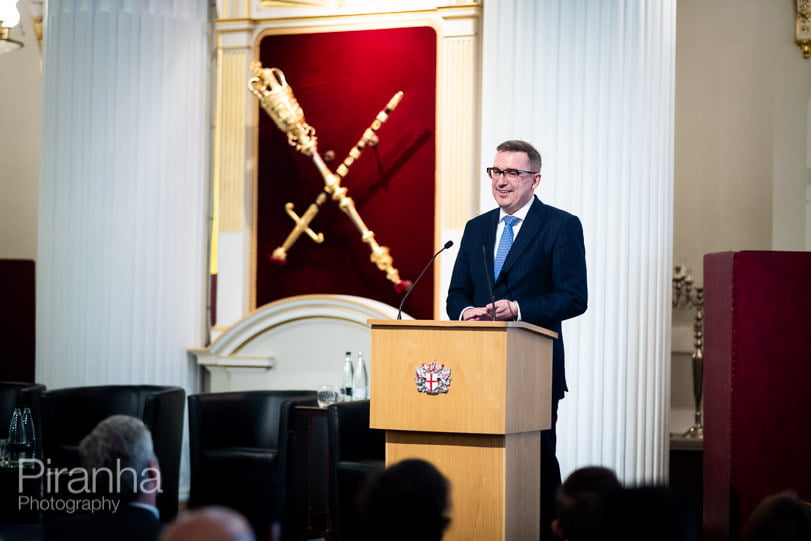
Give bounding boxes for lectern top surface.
[366,319,558,339]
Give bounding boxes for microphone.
[481,243,497,321]
[397,240,454,320]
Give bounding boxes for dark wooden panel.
[0,259,35,382]
[703,251,811,541]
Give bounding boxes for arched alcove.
[192,294,403,392]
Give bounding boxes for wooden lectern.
[368,319,558,541]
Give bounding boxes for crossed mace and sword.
[249,63,411,294]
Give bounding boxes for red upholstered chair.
[39,385,185,522]
[187,390,318,541]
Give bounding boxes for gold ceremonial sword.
[248,63,409,293]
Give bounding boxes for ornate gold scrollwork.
[249,65,317,154]
[796,0,811,59]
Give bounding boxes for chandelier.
[0,0,22,54]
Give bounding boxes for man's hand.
[462,300,517,321]
[461,306,490,321]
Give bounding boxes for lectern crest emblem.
[415,360,451,395]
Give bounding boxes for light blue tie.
[494,215,520,279]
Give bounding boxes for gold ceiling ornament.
[0,0,42,57]
[796,0,811,59]
[29,0,42,53]
[0,0,23,55]
[249,62,411,294]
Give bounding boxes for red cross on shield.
[425,372,438,393]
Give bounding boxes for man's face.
[491,151,541,214]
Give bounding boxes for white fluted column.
[37,2,209,394]
[480,0,675,484]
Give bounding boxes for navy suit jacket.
[44,503,162,541]
[446,196,587,399]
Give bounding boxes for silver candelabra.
[673,265,704,439]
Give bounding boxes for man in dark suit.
[44,415,163,541]
[447,139,587,539]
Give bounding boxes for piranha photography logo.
[12,458,161,514]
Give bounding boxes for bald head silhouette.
[160,506,256,541]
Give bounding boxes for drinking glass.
[7,407,25,465]
[317,385,341,408]
[0,438,8,467]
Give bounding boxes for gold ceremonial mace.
[268,90,402,266]
[249,63,409,293]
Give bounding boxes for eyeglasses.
[486,167,538,181]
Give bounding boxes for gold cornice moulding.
[215,0,481,26]
[257,0,481,10]
[796,0,811,59]
[262,0,336,6]
[259,0,481,6]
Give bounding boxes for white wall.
[671,0,811,427]
[0,0,40,261]
[674,0,810,273]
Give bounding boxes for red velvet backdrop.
[255,28,437,319]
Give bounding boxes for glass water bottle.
[342,351,354,399]
[353,351,369,399]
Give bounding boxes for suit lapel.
[482,209,500,282]
[496,197,544,283]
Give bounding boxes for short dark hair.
[556,466,621,541]
[496,140,542,172]
[359,458,451,541]
[744,491,811,541]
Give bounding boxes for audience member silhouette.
[160,506,257,541]
[743,491,811,541]
[357,458,451,541]
[44,414,163,541]
[604,484,698,541]
[551,465,622,541]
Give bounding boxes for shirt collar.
[499,195,535,223]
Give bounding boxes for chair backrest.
[0,381,46,428]
[326,399,385,541]
[187,390,318,541]
[189,390,317,451]
[39,384,185,521]
[327,399,385,463]
[142,386,186,522]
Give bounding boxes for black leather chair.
[326,399,385,541]
[187,390,318,541]
[39,384,185,521]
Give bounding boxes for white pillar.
[36,2,209,395]
[480,0,675,484]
